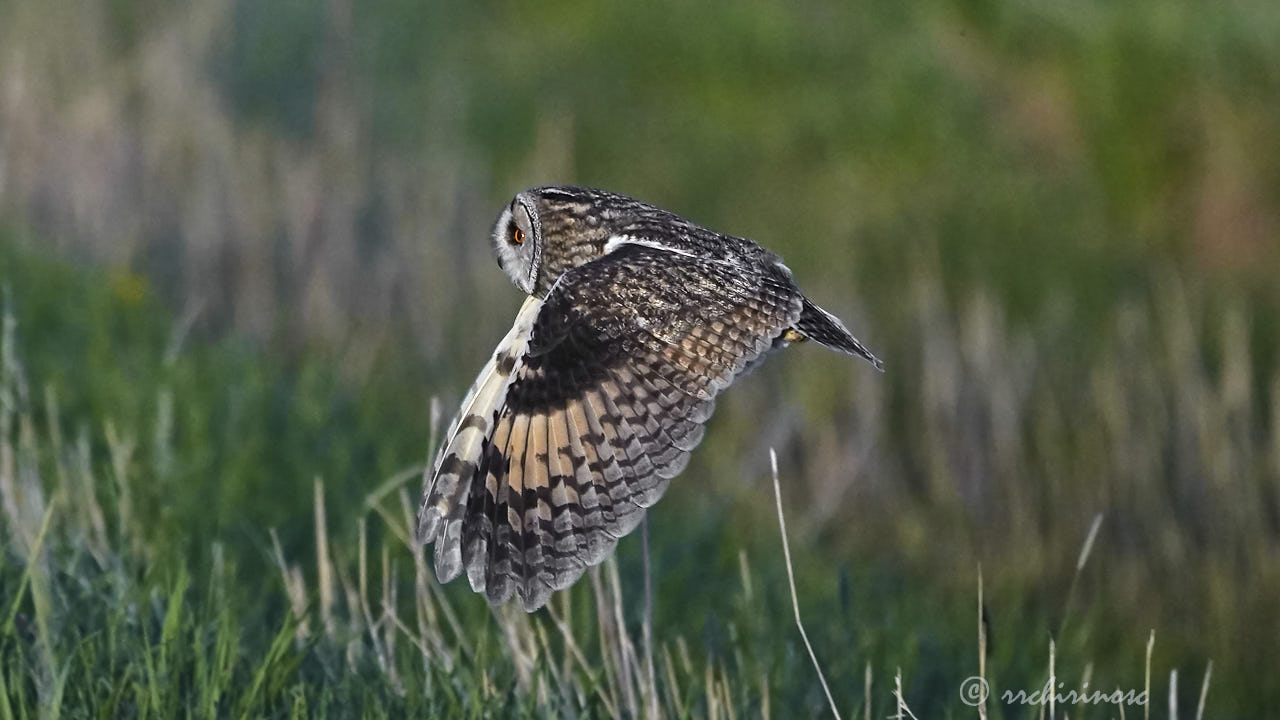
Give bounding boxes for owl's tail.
[794,297,883,370]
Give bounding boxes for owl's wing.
[417,242,803,611]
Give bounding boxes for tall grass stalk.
[769,448,840,720]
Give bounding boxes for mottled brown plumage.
[417,185,880,611]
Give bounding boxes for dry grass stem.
[1145,630,1155,720]
[606,557,640,718]
[977,565,988,720]
[642,516,658,719]
[269,528,310,644]
[545,603,620,717]
[1061,513,1104,634]
[1049,638,1056,720]
[662,644,685,718]
[864,663,872,720]
[315,478,336,639]
[1195,661,1212,720]
[770,448,841,720]
[893,668,918,720]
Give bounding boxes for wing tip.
[466,559,488,594]
[433,515,469,583]
[518,581,554,612]
[415,507,442,545]
[796,298,885,372]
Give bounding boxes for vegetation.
[1,0,1278,716]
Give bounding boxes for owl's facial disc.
[491,194,540,295]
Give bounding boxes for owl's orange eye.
[512,227,525,245]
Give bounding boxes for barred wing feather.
[417,243,802,611]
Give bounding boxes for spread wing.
[416,242,803,610]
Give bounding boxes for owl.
[416,185,881,611]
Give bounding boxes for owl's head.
[491,186,620,297]
[491,191,543,296]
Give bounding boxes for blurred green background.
[2,0,1278,716]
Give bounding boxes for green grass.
[2,234,1274,717]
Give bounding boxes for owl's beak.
[518,274,537,296]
